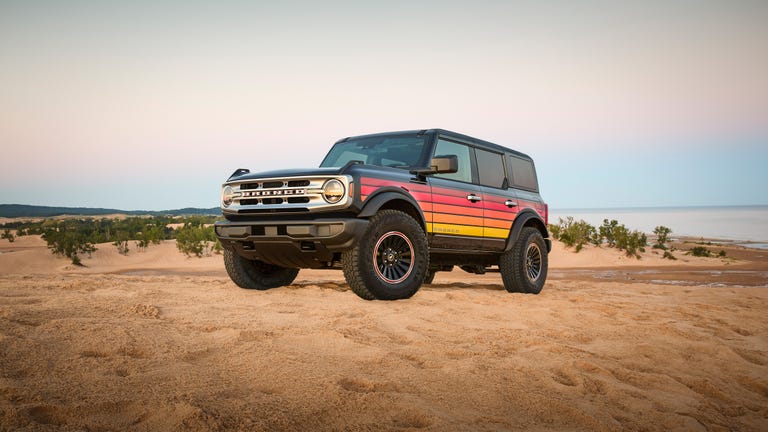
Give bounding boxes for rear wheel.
[342,210,428,300]
[500,227,548,294]
[223,249,299,290]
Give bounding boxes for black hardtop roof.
[336,129,533,161]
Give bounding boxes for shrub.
[548,223,561,240]
[175,223,221,257]
[599,219,620,247]
[1,229,14,243]
[663,250,677,260]
[653,226,672,250]
[687,246,711,257]
[594,219,646,258]
[552,217,597,252]
[113,231,130,255]
[718,250,727,257]
[42,221,97,264]
[616,229,647,258]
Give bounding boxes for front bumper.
[215,218,368,268]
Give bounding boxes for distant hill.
[0,204,221,218]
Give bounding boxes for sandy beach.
[1,235,767,431]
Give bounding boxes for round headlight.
[222,186,234,207]
[322,179,345,204]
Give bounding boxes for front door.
[427,138,485,250]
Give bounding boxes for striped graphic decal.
[360,176,543,240]
[430,186,495,238]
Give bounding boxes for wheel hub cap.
[373,231,414,284]
[525,243,542,282]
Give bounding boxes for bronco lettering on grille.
[242,189,306,197]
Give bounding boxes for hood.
[227,167,343,182]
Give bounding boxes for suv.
[215,129,550,300]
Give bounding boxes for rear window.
[507,156,538,192]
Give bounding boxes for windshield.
[320,134,429,169]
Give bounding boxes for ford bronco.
[214,129,550,300]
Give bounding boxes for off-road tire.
[224,249,299,290]
[423,270,436,285]
[342,210,428,300]
[500,227,548,294]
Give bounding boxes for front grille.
[222,175,351,214]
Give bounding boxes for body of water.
[549,206,768,244]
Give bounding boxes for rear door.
[427,137,485,250]
[507,154,546,217]
[475,148,517,251]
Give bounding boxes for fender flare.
[358,188,426,229]
[505,209,550,252]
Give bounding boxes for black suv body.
[215,129,550,300]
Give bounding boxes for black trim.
[505,210,550,252]
[358,189,426,228]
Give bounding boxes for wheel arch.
[505,210,550,252]
[358,189,426,231]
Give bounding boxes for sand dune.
[1,235,767,431]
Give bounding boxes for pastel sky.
[1,0,766,210]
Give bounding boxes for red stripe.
[432,203,483,217]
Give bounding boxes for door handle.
[466,194,482,203]
[504,200,518,207]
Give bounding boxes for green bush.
[175,223,221,257]
[551,217,597,252]
[548,223,561,240]
[42,220,97,265]
[1,229,14,243]
[615,228,647,258]
[599,219,620,247]
[653,226,672,250]
[687,246,711,257]
[663,250,677,260]
[551,216,649,259]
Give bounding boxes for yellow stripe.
[427,222,484,237]
[484,227,511,239]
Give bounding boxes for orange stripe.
[485,219,512,230]
[432,213,484,227]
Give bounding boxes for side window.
[433,139,472,183]
[475,149,506,188]
[508,156,539,191]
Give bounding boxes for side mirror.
[430,155,458,174]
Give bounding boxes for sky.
[1,0,766,210]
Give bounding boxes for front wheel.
[342,210,429,300]
[223,249,299,290]
[423,270,436,285]
[499,227,548,294]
